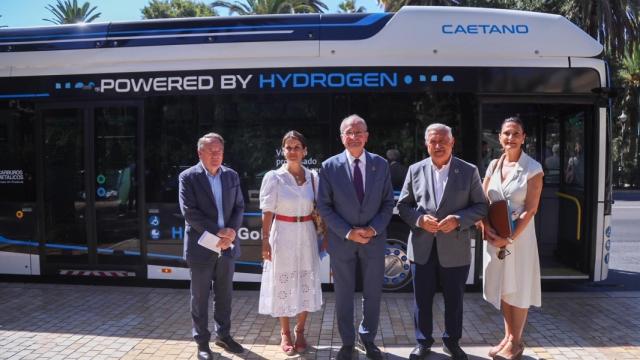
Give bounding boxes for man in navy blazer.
[317,115,394,360]
[397,124,487,360]
[179,133,245,360]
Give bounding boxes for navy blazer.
[178,163,245,264]
[317,150,395,257]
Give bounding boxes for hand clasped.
[420,215,459,234]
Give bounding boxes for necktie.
[353,158,364,204]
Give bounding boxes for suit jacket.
[317,150,395,256]
[397,156,488,267]
[179,163,245,264]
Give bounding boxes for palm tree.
[142,0,217,19]
[617,44,640,186]
[43,0,101,24]
[553,0,639,61]
[376,0,467,13]
[338,0,366,13]
[211,0,327,15]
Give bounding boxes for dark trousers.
[189,255,235,345]
[330,243,385,345]
[411,242,469,347]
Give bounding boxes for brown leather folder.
[488,200,512,238]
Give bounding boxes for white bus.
[0,6,613,290]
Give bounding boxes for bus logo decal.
[442,24,529,35]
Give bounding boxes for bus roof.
[0,6,603,76]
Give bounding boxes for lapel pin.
[454,168,459,174]
[372,166,376,171]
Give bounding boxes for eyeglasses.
[341,130,367,138]
[497,247,511,260]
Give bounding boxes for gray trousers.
[330,243,385,346]
[189,255,235,345]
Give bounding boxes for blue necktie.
[353,158,364,204]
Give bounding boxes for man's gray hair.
[197,132,225,150]
[424,123,453,141]
[340,114,368,133]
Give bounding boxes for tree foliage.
[141,0,217,19]
[43,0,101,24]
[338,0,366,13]
[211,0,328,15]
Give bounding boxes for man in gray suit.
[317,115,394,360]
[179,133,245,360]
[397,124,487,360]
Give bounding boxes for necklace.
[286,165,305,185]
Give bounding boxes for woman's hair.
[501,116,526,134]
[281,130,307,148]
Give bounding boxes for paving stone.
[1,283,639,359]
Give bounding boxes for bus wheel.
[383,238,412,292]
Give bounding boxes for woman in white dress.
[258,130,323,355]
[482,117,544,360]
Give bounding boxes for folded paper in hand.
[198,231,234,255]
[488,200,512,238]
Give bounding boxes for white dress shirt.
[431,156,452,208]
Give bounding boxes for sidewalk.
[1,282,639,360]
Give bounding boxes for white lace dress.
[483,152,543,309]
[258,166,323,317]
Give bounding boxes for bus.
[0,6,613,290]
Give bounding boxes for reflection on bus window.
[564,113,585,187]
[545,144,561,183]
[565,142,584,186]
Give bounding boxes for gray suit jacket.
[317,150,395,256]
[178,163,245,264]
[397,157,488,267]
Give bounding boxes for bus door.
[480,102,592,279]
[38,103,144,278]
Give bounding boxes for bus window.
[0,101,37,273]
[143,93,331,266]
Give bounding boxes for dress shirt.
[201,162,225,229]
[345,150,366,192]
[431,156,452,208]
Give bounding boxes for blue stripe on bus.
[0,236,38,247]
[0,93,50,99]
[0,14,386,42]
[0,14,391,52]
[0,235,263,267]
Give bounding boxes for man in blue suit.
[317,115,394,360]
[397,124,487,360]
[179,133,245,360]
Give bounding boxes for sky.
[0,0,382,28]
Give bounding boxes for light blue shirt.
[201,162,225,229]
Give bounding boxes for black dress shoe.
[361,341,383,360]
[337,345,355,360]
[409,344,431,360]
[214,335,244,354]
[443,342,468,360]
[197,344,213,360]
